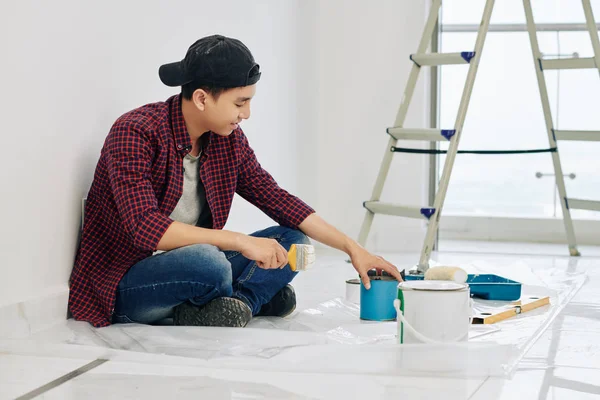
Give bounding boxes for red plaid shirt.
[69,94,315,327]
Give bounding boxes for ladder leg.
[358,0,442,247]
[582,0,600,80]
[417,0,497,269]
[523,0,580,256]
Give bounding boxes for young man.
[69,34,401,329]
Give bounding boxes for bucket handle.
[393,298,474,344]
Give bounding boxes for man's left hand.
[349,247,403,290]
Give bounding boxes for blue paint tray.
[466,274,522,301]
[403,272,522,301]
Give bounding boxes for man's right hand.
[238,235,288,270]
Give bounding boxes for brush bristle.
[293,244,315,271]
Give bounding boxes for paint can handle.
[468,298,474,325]
[394,299,470,344]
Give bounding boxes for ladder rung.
[554,130,600,142]
[567,198,600,212]
[410,51,475,66]
[387,128,456,141]
[540,57,596,70]
[363,201,436,219]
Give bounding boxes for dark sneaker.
[173,297,252,328]
[256,284,296,318]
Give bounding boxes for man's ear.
[192,89,209,111]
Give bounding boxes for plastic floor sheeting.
[1,250,588,381]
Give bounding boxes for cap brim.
[159,61,189,87]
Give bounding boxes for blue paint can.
[360,276,398,321]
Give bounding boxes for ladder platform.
[554,130,600,142]
[567,198,600,212]
[540,57,596,70]
[410,51,476,66]
[387,128,456,141]
[363,201,436,219]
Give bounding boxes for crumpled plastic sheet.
[0,258,587,378]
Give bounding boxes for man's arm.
[157,222,288,270]
[156,221,240,251]
[232,130,398,285]
[106,121,174,252]
[298,213,402,289]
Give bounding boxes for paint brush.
[288,244,316,271]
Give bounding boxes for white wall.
[0,0,303,307]
[297,0,431,253]
[0,0,431,308]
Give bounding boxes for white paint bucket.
[395,280,473,344]
[345,278,360,304]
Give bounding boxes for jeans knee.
[296,230,311,245]
[179,244,233,296]
[278,226,311,246]
[252,226,310,247]
[211,263,233,297]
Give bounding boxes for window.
[437,1,600,222]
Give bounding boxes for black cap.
[159,35,261,88]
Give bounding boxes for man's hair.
[181,81,228,101]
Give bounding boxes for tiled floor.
[0,355,95,400]
[471,245,600,400]
[1,241,599,399]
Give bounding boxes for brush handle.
[288,243,316,272]
[288,244,298,271]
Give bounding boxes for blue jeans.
[112,226,310,324]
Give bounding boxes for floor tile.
[0,354,94,400]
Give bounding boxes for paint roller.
[288,244,316,272]
[424,266,468,283]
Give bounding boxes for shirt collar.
[169,94,193,157]
[169,94,213,158]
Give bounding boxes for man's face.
[202,84,256,136]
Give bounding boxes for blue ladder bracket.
[461,51,476,63]
[441,129,456,140]
[420,208,436,219]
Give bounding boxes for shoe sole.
[278,302,296,318]
[174,297,252,328]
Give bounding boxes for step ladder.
[358,0,600,273]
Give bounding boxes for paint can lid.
[398,280,468,291]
